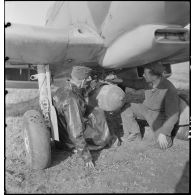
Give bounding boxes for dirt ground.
[5,62,190,193]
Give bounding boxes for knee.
[121,107,134,119]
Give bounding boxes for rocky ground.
[5,62,190,193]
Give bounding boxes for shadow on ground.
[175,160,190,193]
[50,149,72,168]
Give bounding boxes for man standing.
[52,66,112,168]
[121,63,180,149]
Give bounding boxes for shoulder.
[160,78,177,92]
[162,79,179,103]
[53,81,72,98]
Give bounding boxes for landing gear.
[23,65,59,170]
[23,110,51,170]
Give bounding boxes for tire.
[175,97,190,141]
[23,110,51,170]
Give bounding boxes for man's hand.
[157,133,169,149]
[85,160,95,169]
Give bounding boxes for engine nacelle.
[88,84,125,112]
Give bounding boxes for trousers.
[53,86,112,162]
[121,103,173,145]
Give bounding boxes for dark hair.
[144,63,164,77]
[149,69,162,77]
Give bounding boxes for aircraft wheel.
[175,97,190,141]
[23,110,51,170]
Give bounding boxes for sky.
[5,1,54,26]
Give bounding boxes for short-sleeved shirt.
[143,77,179,113]
[122,77,180,135]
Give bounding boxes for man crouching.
[121,62,180,149]
[52,66,113,168]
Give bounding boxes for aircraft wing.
[101,25,190,69]
[5,23,105,66]
[5,23,189,73]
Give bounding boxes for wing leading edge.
[5,23,105,66]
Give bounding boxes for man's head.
[70,66,92,88]
[143,62,164,83]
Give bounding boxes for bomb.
[88,84,126,112]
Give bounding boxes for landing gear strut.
[23,65,59,170]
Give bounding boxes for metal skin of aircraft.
[6,1,190,85]
[5,1,190,170]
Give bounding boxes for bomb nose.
[96,84,125,112]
